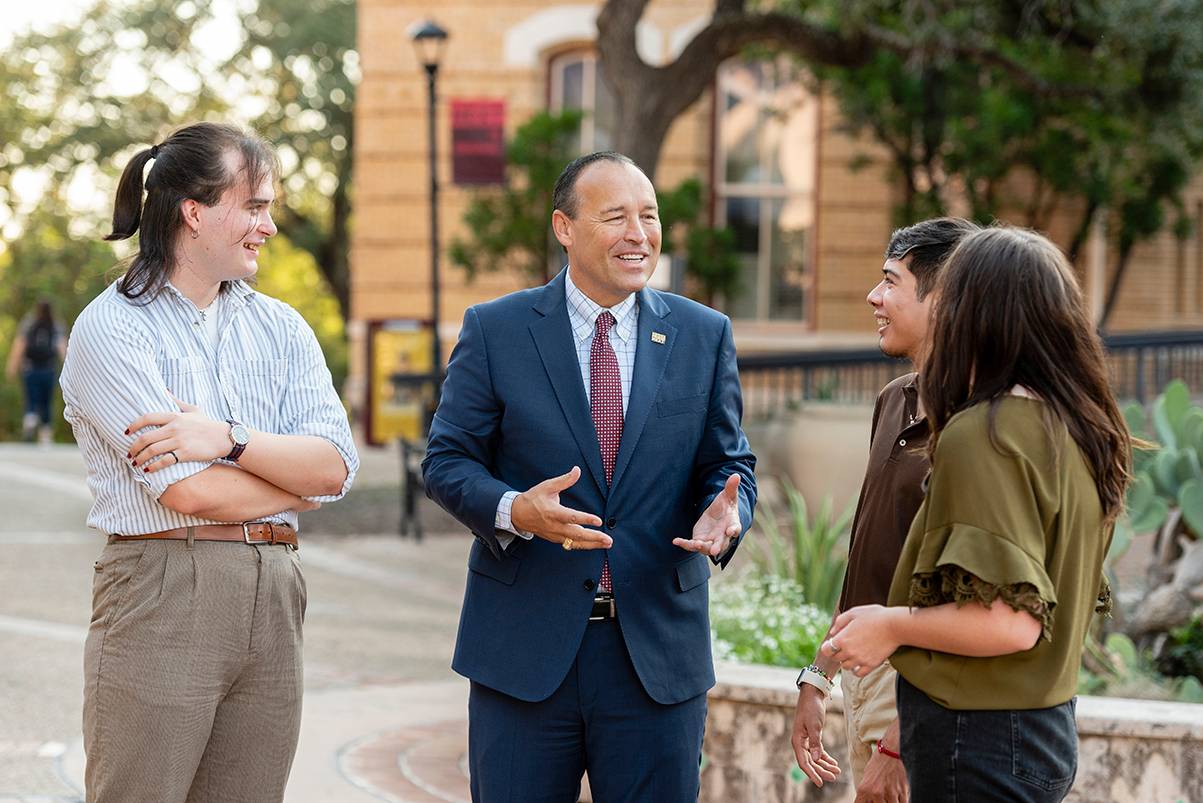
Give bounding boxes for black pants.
[897,675,1078,802]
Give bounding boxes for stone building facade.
[351,0,1203,412]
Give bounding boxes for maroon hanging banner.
[451,99,506,185]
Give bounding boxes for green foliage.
[707,479,850,669]
[1079,632,1203,703]
[0,208,117,441]
[1122,380,1203,540]
[812,0,1203,273]
[0,0,353,435]
[709,575,832,668]
[449,111,583,284]
[224,0,357,315]
[253,235,348,390]
[747,480,853,613]
[657,178,742,304]
[1159,615,1203,683]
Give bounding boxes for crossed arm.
[129,395,346,500]
[63,311,350,523]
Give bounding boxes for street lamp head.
[408,19,449,70]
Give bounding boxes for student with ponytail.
[60,122,358,802]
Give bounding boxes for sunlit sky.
[1,0,93,43]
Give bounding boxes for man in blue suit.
[423,151,757,802]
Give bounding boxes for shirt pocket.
[228,358,288,430]
[158,356,207,406]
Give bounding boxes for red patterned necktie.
[591,311,622,593]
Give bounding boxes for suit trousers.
[468,617,708,803]
[83,538,306,803]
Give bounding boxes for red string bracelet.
[876,739,902,760]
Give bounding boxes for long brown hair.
[105,122,276,301]
[921,226,1131,521]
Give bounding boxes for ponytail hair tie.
[150,144,161,158]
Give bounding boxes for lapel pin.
[651,331,667,344]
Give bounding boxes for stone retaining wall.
[702,662,1203,803]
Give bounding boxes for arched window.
[549,51,616,154]
[716,59,819,323]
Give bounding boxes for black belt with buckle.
[589,593,616,621]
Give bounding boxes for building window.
[549,51,615,154]
[716,59,819,323]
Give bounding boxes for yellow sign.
[369,321,434,444]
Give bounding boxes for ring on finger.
[829,641,841,654]
[562,538,574,551]
[170,451,179,465]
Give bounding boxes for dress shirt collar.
[564,268,637,344]
[158,279,256,312]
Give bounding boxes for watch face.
[231,424,250,446]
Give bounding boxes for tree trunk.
[1066,200,1100,265]
[1099,238,1134,331]
[597,0,872,180]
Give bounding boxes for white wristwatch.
[796,665,834,697]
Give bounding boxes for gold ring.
[830,641,840,654]
[562,538,574,551]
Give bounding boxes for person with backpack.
[6,299,65,443]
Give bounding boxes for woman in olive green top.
[820,226,1130,802]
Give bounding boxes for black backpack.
[23,319,57,369]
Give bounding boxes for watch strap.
[796,666,833,697]
[225,419,247,462]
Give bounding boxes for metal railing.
[736,329,1203,419]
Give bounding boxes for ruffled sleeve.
[1095,575,1113,617]
[892,401,1063,642]
[906,523,1057,641]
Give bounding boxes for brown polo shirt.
[837,372,930,611]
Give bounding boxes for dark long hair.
[105,122,276,300]
[33,299,54,327]
[921,226,1131,521]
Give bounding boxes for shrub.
[710,575,831,669]
[1079,632,1203,703]
[746,480,853,613]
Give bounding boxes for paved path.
[0,443,474,802]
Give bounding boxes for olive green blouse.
[888,396,1112,710]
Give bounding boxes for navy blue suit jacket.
[422,271,757,705]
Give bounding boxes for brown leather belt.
[108,522,297,547]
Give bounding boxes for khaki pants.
[83,538,306,803]
[841,661,898,786]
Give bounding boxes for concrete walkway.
[0,442,474,802]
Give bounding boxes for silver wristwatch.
[225,419,250,462]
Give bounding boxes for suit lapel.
[529,272,607,495]
[610,287,675,494]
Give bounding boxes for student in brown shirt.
[792,218,980,800]
[821,227,1130,803]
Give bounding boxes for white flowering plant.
[710,575,832,668]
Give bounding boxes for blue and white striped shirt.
[60,279,358,536]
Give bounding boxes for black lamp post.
[409,19,448,402]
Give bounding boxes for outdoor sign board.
[451,99,505,185]
[365,319,435,446]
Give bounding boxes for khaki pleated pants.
[842,660,899,785]
[83,537,306,803]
